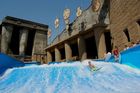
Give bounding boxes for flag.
[92,0,101,12]
[47,28,51,38]
[63,8,70,20]
[54,18,59,29]
[76,7,82,17]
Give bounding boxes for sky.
[0,0,91,43]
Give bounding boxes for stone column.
[19,28,29,56]
[65,42,72,61]
[78,36,87,61]
[55,47,61,62]
[98,34,106,58]
[94,27,106,58]
[47,51,52,63]
[32,30,47,55]
[1,25,13,54]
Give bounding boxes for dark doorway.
[123,29,130,42]
[70,43,79,57]
[60,48,65,60]
[9,26,20,55]
[85,36,98,59]
[25,30,36,56]
[51,51,55,62]
[137,20,140,26]
[104,31,112,52]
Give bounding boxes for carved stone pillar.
[78,36,87,61]
[1,25,13,54]
[32,30,47,55]
[94,27,106,58]
[65,42,72,61]
[98,33,106,58]
[47,51,52,63]
[19,28,29,56]
[55,47,61,62]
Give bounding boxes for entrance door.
[104,31,112,52]
[85,36,98,59]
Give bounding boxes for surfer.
[88,61,96,70]
[88,61,102,72]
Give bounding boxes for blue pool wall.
[0,53,25,75]
[120,45,140,69]
[108,45,140,69]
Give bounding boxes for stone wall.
[45,0,111,62]
[32,30,47,54]
[0,16,48,62]
[110,0,140,50]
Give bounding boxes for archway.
[9,26,20,55]
[85,36,98,59]
[25,29,36,56]
[104,31,112,52]
[70,42,79,60]
[60,48,65,60]
[51,51,55,62]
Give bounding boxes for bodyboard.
[91,67,102,72]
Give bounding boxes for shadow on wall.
[0,53,25,76]
[98,0,109,23]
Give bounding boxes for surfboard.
[90,67,102,72]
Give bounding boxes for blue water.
[0,61,140,93]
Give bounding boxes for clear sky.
[0,0,91,43]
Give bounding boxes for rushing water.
[0,60,140,93]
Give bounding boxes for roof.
[1,16,48,31]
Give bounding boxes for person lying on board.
[88,61,102,72]
[88,61,97,71]
[88,61,96,69]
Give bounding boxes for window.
[81,22,85,31]
[123,28,130,42]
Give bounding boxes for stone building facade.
[0,16,48,63]
[45,0,111,63]
[45,0,140,63]
[110,0,140,50]
[1,0,139,64]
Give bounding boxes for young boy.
[88,61,96,71]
